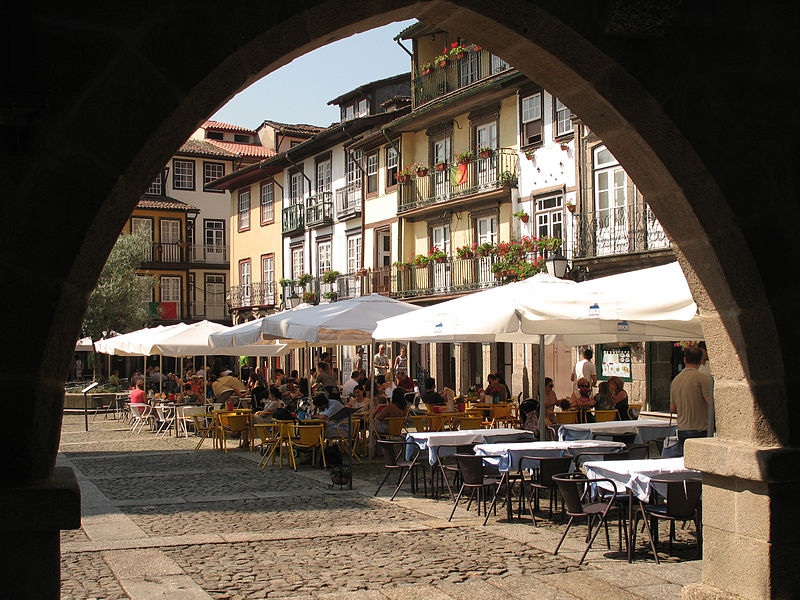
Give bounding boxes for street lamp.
[545,249,570,279]
[286,291,301,309]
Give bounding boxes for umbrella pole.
[538,337,546,440]
[369,340,376,459]
[159,355,163,396]
[203,355,207,403]
[306,341,311,406]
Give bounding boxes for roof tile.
[202,120,258,135]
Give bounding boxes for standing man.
[570,348,598,394]
[669,345,712,455]
[373,344,390,385]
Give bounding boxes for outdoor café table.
[558,419,676,444]
[583,457,701,562]
[406,428,536,466]
[474,439,626,522]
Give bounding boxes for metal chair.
[521,455,574,525]
[374,439,424,500]
[552,472,626,564]
[448,454,503,522]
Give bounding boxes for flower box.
[459,251,474,259]
[435,163,447,172]
[438,59,448,67]
[478,149,494,159]
[567,203,576,214]
[453,52,465,60]
[421,67,432,76]
[398,174,411,183]
[434,257,448,263]
[416,168,428,177]
[396,264,410,271]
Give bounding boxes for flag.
[455,163,469,185]
[158,302,178,320]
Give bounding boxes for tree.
[82,230,154,379]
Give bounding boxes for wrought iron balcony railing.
[189,243,229,264]
[228,281,278,310]
[144,242,186,264]
[572,202,670,259]
[188,301,229,321]
[398,148,518,213]
[335,184,361,220]
[413,49,512,107]
[305,192,333,228]
[282,203,304,235]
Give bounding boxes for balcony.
[189,243,229,264]
[335,185,361,220]
[573,203,671,259]
[413,49,512,107]
[144,242,186,264]
[188,301,229,321]
[305,192,333,228]
[228,281,278,310]
[398,149,518,214]
[282,203,304,235]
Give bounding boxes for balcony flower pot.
[473,45,483,51]
[459,251,474,259]
[357,268,368,277]
[434,257,448,263]
[396,264,410,272]
[567,203,576,214]
[478,149,494,159]
[416,168,428,177]
[519,214,529,223]
[421,67,432,76]
[453,52,466,60]
[437,58,449,67]
[435,162,447,172]
[398,173,411,183]
[493,270,504,279]
[560,142,570,151]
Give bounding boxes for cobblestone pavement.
[60,414,701,599]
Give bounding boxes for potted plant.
[397,166,412,183]
[456,150,475,165]
[566,202,576,214]
[475,242,495,257]
[513,209,530,224]
[393,260,411,271]
[524,149,535,161]
[499,170,516,186]
[491,262,505,278]
[429,246,448,263]
[560,141,570,151]
[434,161,447,172]
[420,62,433,76]
[412,162,428,177]
[450,42,468,60]
[302,291,318,304]
[278,277,295,287]
[435,53,449,68]
[412,254,431,268]
[297,273,313,287]
[356,267,368,276]
[322,290,338,302]
[321,270,339,284]
[455,245,475,259]
[472,44,483,52]
[477,146,494,159]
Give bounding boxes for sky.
[211,20,417,130]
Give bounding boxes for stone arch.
[3,2,795,598]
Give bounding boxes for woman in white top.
[382,371,397,399]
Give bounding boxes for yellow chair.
[594,410,618,422]
[377,416,407,439]
[269,419,298,469]
[329,419,362,464]
[628,403,643,419]
[554,411,579,425]
[289,424,326,470]
[490,404,514,428]
[458,416,483,430]
[253,423,281,469]
[217,412,253,453]
[192,412,219,451]
[409,414,430,432]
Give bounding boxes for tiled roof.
[178,139,238,158]
[137,197,199,212]
[202,120,257,135]
[257,120,325,136]
[205,139,276,158]
[327,73,411,106]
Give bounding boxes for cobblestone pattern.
[124,494,426,537]
[61,528,90,543]
[61,551,130,600]
[165,528,576,599]
[69,450,246,478]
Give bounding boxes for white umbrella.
[75,337,94,352]
[145,320,289,357]
[208,307,312,349]
[93,324,188,356]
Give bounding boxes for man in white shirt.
[571,348,598,394]
[373,344,390,385]
[342,370,359,398]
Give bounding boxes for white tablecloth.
[583,457,701,501]
[474,440,626,472]
[406,428,536,465]
[558,419,676,444]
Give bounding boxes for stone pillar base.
[682,583,743,599]
[0,467,81,599]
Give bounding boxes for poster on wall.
[598,345,632,382]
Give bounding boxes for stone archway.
[2,2,795,598]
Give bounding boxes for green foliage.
[81,231,154,343]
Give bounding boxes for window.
[366,151,378,195]
[290,171,304,204]
[186,218,195,249]
[291,246,305,279]
[535,195,564,241]
[316,158,332,193]
[173,159,194,190]
[347,234,362,273]
[239,260,251,305]
[317,240,332,275]
[431,223,451,254]
[160,219,181,262]
[385,146,398,189]
[203,161,224,190]
[554,98,573,137]
[160,276,181,303]
[290,140,301,148]
[260,182,274,224]
[205,274,226,319]
[204,220,225,261]
[206,131,223,140]
[238,189,250,231]
[490,54,510,74]
[261,254,275,305]
[131,217,153,261]
[234,133,250,143]
[459,51,480,86]
[432,136,451,197]
[145,173,162,195]
[345,105,354,121]
[521,93,543,146]
[346,149,362,191]
[593,145,629,254]
[358,98,369,116]
[476,215,498,245]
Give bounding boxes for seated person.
[315,362,339,391]
[342,371,359,398]
[381,371,397,399]
[420,377,446,407]
[593,380,615,410]
[375,388,408,434]
[171,373,203,403]
[312,393,349,438]
[254,387,283,424]
[484,373,509,402]
[109,369,121,387]
[346,385,370,411]
[570,377,596,422]
[129,380,147,404]
[396,371,415,392]
[210,373,247,403]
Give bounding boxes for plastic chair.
[253,423,281,469]
[217,412,252,453]
[521,455,574,525]
[552,472,625,564]
[153,404,177,437]
[129,403,153,434]
[628,403,643,419]
[289,424,326,470]
[269,419,298,469]
[554,411,579,425]
[448,454,503,522]
[593,409,618,422]
[490,404,514,428]
[329,418,362,464]
[633,477,703,563]
[376,416,407,440]
[374,439,424,500]
[458,416,483,430]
